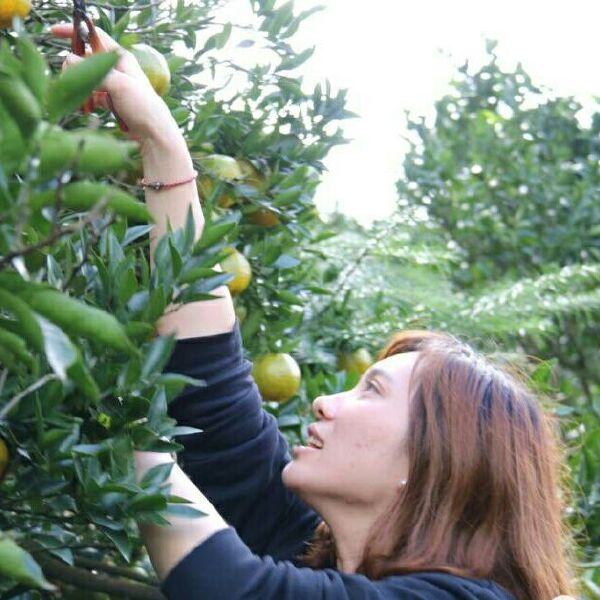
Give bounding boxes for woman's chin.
[281,460,304,492]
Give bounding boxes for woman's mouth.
[306,435,324,449]
[293,445,320,457]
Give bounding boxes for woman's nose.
[312,395,338,420]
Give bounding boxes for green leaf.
[130,492,167,512]
[157,372,206,401]
[193,214,240,252]
[27,290,136,356]
[31,181,152,223]
[0,104,27,175]
[17,37,49,104]
[203,22,232,51]
[276,46,315,72]
[0,536,55,591]
[169,425,202,436]
[47,51,120,122]
[178,266,221,285]
[0,75,41,138]
[165,504,206,518]
[122,224,154,247]
[142,336,176,379]
[0,327,35,369]
[140,461,175,487]
[276,290,304,305]
[36,315,78,381]
[72,443,106,456]
[148,387,167,426]
[176,273,232,303]
[0,289,43,351]
[113,9,131,38]
[100,528,132,562]
[272,254,300,269]
[37,126,137,181]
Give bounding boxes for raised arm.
[141,127,236,339]
[50,22,236,340]
[50,20,319,571]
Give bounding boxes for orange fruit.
[236,158,267,192]
[200,154,243,181]
[197,175,237,208]
[219,248,251,295]
[130,43,171,96]
[337,348,373,375]
[248,207,280,227]
[252,353,301,403]
[0,0,31,27]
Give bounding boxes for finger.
[83,29,147,82]
[62,52,84,71]
[50,22,119,53]
[62,52,129,95]
[49,23,73,38]
[86,25,121,52]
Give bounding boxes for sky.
[209,0,600,227]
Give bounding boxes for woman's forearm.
[134,451,229,580]
[140,124,236,338]
[140,126,203,261]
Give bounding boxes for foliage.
[0,0,355,596]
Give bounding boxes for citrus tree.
[0,0,357,596]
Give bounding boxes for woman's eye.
[364,379,378,393]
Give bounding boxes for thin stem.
[0,504,84,525]
[0,196,110,270]
[36,554,165,600]
[0,374,59,420]
[74,556,159,585]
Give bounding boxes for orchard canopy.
[0,2,598,598]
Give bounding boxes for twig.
[312,219,399,322]
[0,196,110,270]
[74,556,159,586]
[37,555,165,600]
[89,0,164,9]
[30,542,114,554]
[0,506,81,527]
[129,18,212,35]
[0,374,59,420]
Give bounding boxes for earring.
[399,479,407,486]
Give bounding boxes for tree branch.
[0,196,111,271]
[74,556,159,586]
[37,555,165,600]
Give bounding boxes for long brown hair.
[299,329,577,599]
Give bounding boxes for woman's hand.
[50,23,177,144]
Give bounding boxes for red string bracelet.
[138,170,198,191]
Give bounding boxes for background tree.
[309,41,600,597]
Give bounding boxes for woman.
[50,23,577,600]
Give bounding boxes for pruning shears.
[71,0,129,132]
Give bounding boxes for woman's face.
[282,351,419,507]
